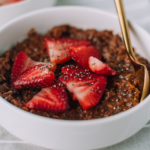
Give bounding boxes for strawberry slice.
[60,65,92,87]
[69,45,101,69]
[11,51,56,83]
[25,82,69,113]
[89,56,117,76]
[59,66,107,110]
[61,65,90,75]
[13,64,55,90]
[45,38,90,64]
[61,65,91,101]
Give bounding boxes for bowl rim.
[0,6,150,126]
[0,0,56,9]
[0,0,30,8]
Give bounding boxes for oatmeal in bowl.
[0,6,150,150]
[0,24,147,120]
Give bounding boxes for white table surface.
[1,0,150,149]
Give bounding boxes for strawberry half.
[13,64,55,90]
[69,45,101,69]
[45,38,90,64]
[59,66,107,110]
[89,56,117,76]
[25,82,69,113]
[11,51,56,83]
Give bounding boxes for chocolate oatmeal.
[0,25,150,120]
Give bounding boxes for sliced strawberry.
[61,65,90,75]
[73,77,107,110]
[45,38,90,64]
[59,66,107,110]
[89,56,117,76]
[13,64,55,90]
[60,65,92,87]
[61,65,90,101]
[11,51,56,83]
[35,62,56,73]
[25,82,69,113]
[69,45,101,69]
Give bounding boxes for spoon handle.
[115,0,150,102]
[114,0,137,63]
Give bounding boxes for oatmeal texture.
[0,25,150,120]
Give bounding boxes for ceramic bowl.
[0,0,57,28]
[0,6,150,150]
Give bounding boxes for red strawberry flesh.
[59,66,107,110]
[25,82,69,113]
[60,65,92,88]
[11,51,56,83]
[89,56,117,76]
[11,51,35,82]
[45,38,90,64]
[61,65,90,75]
[13,64,55,90]
[73,77,107,110]
[69,45,101,69]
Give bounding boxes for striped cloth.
[1,0,150,149]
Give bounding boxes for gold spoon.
[114,0,149,102]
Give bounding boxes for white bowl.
[0,6,150,150]
[0,0,57,28]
